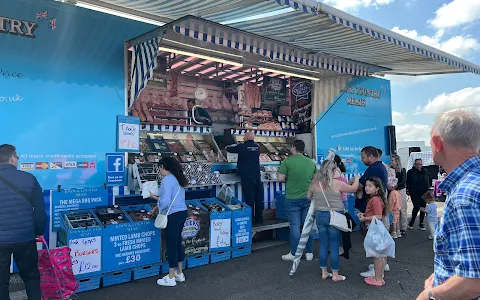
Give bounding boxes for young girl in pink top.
[358,177,389,287]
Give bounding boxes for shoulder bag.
[319,183,352,232]
[0,174,34,207]
[154,187,180,229]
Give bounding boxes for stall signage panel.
[291,80,312,133]
[210,218,231,250]
[315,77,392,175]
[105,153,125,186]
[69,236,102,276]
[0,1,154,190]
[233,215,251,245]
[103,226,160,271]
[181,213,210,256]
[51,188,108,231]
[262,76,287,107]
[117,116,140,152]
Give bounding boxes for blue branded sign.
[315,77,392,176]
[105,153,126,186]
[51,188,108,231]
[0,0,154,190]
[102,223,161,272]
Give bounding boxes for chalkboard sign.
[117,115,140,152]
[69,236,102,276]
[262,76,287,107]
[291,80,312,133]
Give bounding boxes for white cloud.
[429,0,480,29]
[322,0,394,10]
[416,87,480,114]
[391,27,480,58]
[392,111,406,123]
[395,124,431,143]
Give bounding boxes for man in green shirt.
[277,140,317,261]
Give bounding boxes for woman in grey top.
[308,157,359,282]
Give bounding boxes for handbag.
[154,187,180,229]
[319,184,352,232]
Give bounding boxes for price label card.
[117,116,140,152]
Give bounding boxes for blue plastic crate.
[76,275,101,293]
[102,270,132,287]
[231,245,251,259]
[186,254,210,268]
[102,205,161,273]
[210,250,231,264]
[60,210,104,277]
[228,197,252,248]
[161,261,186,274]
[197,198,232,252]
[133,264,161,280]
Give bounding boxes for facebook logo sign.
[106,153,125,186]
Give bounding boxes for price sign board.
[117,115,140,152]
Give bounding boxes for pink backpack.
[37,237,79,300]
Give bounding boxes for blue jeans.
[285,198,313,255]
[316,210,342,271]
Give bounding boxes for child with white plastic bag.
[357,177,395,287]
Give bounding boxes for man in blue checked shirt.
[417,109,480,300]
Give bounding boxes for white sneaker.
[360,268,375,278]
[157,275,176,287]
[428,236,433,240]
[174,271,185,282]
[305,253,314,261]
[282,253,295,261]
[368,263,390,272]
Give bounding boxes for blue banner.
[105,153,126,186]
[0,0,154,190]
[51,188,108,231]
[315,77,392,175]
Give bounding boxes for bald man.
[226,132,263,224]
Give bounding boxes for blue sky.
[322,0,480,144]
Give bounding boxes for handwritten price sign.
[117,116,140,152]
[69,236,102,276]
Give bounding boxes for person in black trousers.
[0,144,46,300]
[226,131,263,225]
[406,158,432,231]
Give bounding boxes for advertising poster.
[51,188,108,231]
[0,0,154,190]
[103,225,160,272]
[315,77,392,176]
[291,80,313,133]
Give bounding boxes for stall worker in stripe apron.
[417,109,480,300]
[277,140,317,262]
[225,131,263,225]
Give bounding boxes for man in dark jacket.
[0,144,46,300]
[226,132,263,224]
[406,158,432,231]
